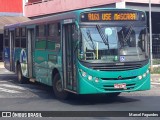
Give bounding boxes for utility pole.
[149,0,153,70]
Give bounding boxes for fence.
[152,34,160,66]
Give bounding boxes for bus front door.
[63,23,77,92]
[27,29,34,78]
[9,31,15,71]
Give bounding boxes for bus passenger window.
[21,38,26,48]
[4,29,9,37]
[21,27,26,37]
[16,28,20,37]
[15,39,20,48]
[36,25,46,38]
[47,23,61,51]
[5,39,9,47]
[48,23,60,39]
[36,26,39,37]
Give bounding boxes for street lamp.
[149,0,153,69]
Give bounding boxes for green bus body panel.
[34,49,62,86]
[77,61,150,94]
[35,41,47,49]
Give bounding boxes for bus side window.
[4,29,9,37]
[36,26,39,37]
[15,28,20,48]
[21,27,26,37]
[35,24,47,49]
[21,38,26,48]
[21,27,26,48]
[47,22,61,51]
[4,29,9,47]
[138,29,146,52]
[5,39,9,47]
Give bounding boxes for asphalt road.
[0,68,160,120]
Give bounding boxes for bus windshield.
[79,26,149,63]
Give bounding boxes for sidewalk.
[0,62,4,68]
[151,74,160,84]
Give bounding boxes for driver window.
[138,29,146,52]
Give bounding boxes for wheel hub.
[56,80,63,92]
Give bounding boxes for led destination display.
[81,11,144,22]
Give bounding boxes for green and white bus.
[3,8,150,99]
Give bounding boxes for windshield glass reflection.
[78,26,148,63]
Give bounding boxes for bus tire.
[17,64,28,84]
[53,73,68,100]
[106,92,121,97]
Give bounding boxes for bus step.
[29,78,36,83]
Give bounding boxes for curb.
[151,74,160,77]
[151,82,160,85]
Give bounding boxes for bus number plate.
[114,83,126,89]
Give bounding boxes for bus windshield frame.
[78,23,149,64]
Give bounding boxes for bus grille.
[91,64,142,71]
[101,76,137,80]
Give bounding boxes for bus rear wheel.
[17,64,28,84]
[53,73,68,100]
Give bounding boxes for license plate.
[114,83,126,89]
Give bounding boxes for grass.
[151,67,160,74]
[153,59,160,65]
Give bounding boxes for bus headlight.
[138,75,143,80]
[146,70,149,74]
[95,78,99,83]
[143,73,146,78]
[88,75,92,80]
[82,71,87,77]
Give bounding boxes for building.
[24,0,160,33]
[0,0,30,60]
[24,0,160,58]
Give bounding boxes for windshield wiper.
[96,25,109,50]
[123,24,133,43]
[86,30,96,50]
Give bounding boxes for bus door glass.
[9,30,15,71]
[63,21,78,91]
[27,28,34,78]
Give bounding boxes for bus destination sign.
[81,11,139,22]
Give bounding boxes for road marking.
[0,80,13,83]
[0,88,21,93]
[0,81,8,83]
[0,83,43,93]
[0,84,26,90]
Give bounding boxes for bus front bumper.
[78,72,150,94]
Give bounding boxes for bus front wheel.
[53,73,68,100]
